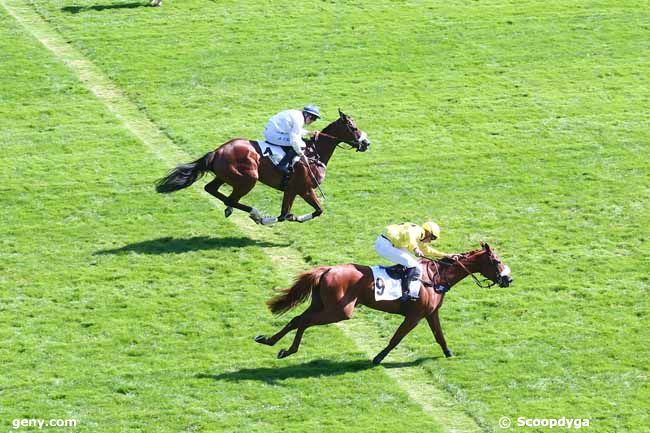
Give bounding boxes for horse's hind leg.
[254,289,325,350]
[277,302,354,359]
[204,178,261,221]
[253,295,321,347]
[204,178,239,217]
[254,313,305,347]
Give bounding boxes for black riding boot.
[400,267,420,304]
[278,151,296,189]
[279,165,293,189]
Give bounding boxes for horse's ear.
[338,108,345,118]
[481,241,490,251]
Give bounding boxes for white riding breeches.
[264,129,290,147]
[264,128,305,155]
[374,236,421,275]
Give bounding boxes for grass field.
[1,1,648,432]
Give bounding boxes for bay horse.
[155,110,370,225]
[255,242,513,364]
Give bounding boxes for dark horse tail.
[155,152,214,193]
[267,267,330,315]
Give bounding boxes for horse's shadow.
[197,357,436,384]
[62,2,149,13]
[94,236,288,255]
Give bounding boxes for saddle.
[252,141,294,189]
[252,140,290,169]
[381,264,437,290]
[383,264,407,280]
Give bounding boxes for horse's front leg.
[258,191,297,225]
[279,191,298,221]
[291,188,323,223]
[426,311,453,358]
[372,315,422,365]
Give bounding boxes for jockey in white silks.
[263,105,321,186]
[375,221,448,302]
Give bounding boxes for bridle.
[452,255,498,289]
[426,252,502,290]
[312,117,365,149]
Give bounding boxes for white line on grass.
[0,2,483,432]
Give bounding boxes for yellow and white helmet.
[422,221,440,239]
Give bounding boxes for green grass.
[0,5,444,433]
[2,0,649,432]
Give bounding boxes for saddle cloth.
[256,140,287,166]
[371,265,421,301]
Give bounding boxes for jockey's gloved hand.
[414,248,424,258]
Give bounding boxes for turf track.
[1,1,648,432]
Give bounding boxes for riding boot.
[278,151,295,189]
[400,267,420,304]
[279,163,293,189]
[278,154,293,189]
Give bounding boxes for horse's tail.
[155,152,214,193]
[267,267,330,315]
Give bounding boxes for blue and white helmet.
[303,104,321,119]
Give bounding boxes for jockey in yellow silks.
[374,221,447,302]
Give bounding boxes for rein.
[452,256,496,288]
[300,154,326,200]
[424,254,496,291]
[313,131,357,148]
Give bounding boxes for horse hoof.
[254,335,267,345]
[277,349,289,359]
[444,349,454,358]
[224,207,233,218]
[373,349,388,365]
[293,214,312,223]
[248,209,263,224]
[261,216,278,225]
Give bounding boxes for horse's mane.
[423,248,484,267]
[436,257,456,265]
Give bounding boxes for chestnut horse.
[155,110,370,225]
[255,242,512,364]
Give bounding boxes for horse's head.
[330,109,371,152]
[473,242,513,288]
